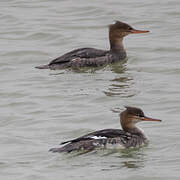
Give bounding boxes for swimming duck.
[49,106,161,153]
[36,21,149,70]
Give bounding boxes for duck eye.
[137,114,143,117]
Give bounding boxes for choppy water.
[0,0,180,179]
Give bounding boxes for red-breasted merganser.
[36,21,149,70]
[49,106,161,153]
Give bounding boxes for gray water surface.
[0,0,180,179]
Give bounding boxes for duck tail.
[35,64,49,69]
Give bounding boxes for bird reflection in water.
[118,148,146,169]
[104,60,138,98]
[101,148,146,170]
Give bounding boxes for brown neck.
[109,30,126,54]
[109,37,124,51]
[120,112,143,135]
[123,125,143,135]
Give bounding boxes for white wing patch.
[90,136,107,140]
